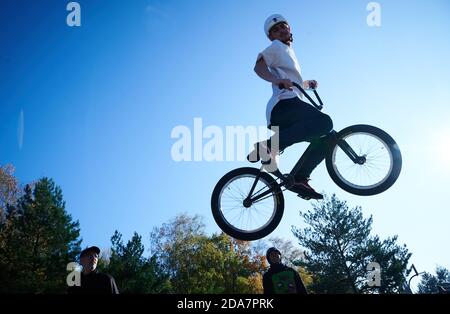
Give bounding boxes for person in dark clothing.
[67,246,119,294]
[263,247,307,294]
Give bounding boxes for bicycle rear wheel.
[211,167,284,241]
[326,125,402,196]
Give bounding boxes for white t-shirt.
[257,39,304,126]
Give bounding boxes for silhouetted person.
[263,247,307,294]
[68,246,119,294]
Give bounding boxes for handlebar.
[278,82,324,110]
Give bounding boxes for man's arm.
[254,57,293,90]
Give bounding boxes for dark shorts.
[268,97,333,150]
[269,97,331,131]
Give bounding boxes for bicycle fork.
[289,130,366,176]
[329,131,367,164]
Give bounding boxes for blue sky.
[1,0,449,288]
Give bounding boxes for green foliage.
[0,178,81,293]
[99,231,171,293]
[292,194,411,294]
[150,213,264,293]
[0,164,21,223]
[417,266,450,294]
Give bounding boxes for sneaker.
[288,178,323,200]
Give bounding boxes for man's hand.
[304,80,319,90]
[276,79,294,90]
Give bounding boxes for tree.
[150,213,208,293]
[0,164,21,223]
[99,231,170,293]
[292,194,411,294]
[417,266,450,294]
[0,178,81,293]
[150,213,265,293]
[209,233,265,294]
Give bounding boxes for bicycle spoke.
[332,131,393,189]
[225,185,245,202]
[218,174,276,233]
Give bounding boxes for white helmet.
[264,14,288,37]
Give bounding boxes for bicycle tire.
[211,167,284,241]
[326,124,402,196]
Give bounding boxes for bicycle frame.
[289,82,365,164]
[244,85,367,205]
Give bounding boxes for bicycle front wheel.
[211,167,284,241]
[326,125,402,196]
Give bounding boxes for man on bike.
[247,14,334,200]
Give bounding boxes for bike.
[211,82,402,241]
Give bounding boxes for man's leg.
[247,98,305,164]
[248,98,333,179]
[285,113,334,199]
[290,134,331,179]
[273,112,333,150]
